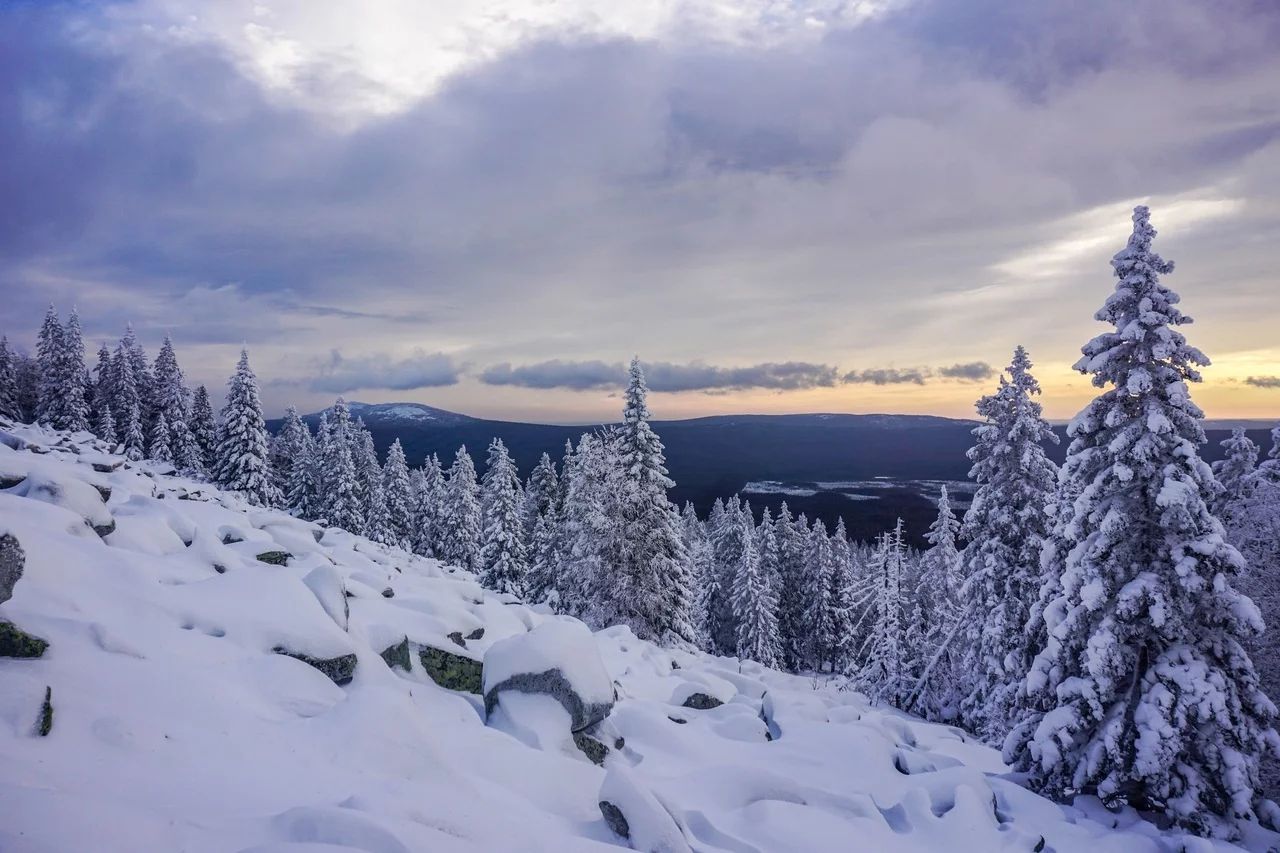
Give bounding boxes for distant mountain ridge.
[272,402,1273,545]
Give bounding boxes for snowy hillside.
[1,423,1275,853]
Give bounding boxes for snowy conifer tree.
[59,309,90,432]
[559,432,624,620]
[317,400,362,531]
[522,452,560,545]
[955,346,1059,742]
[525,509,561,605]
[273,407,311,508]
[1004,206,1279,838]
[189,385,216,471]
[601,358,695,644]
[732,510,782,666]
[412,454,445,557]
[437,446,482,572]
[773,503,809,671]
[212,349,278,506]
[35,305,62,426]
[149,411,173,464]
[119,324,153,426]
[905,487,964,720]
[848,520,910,706]
[113,344,146,460]
[285,421,317,519]
[479,438,528,596]
[1214,427,1260,510]
[680,502,716,650]
[354,427,382,536]
[90,344,116,443]
[707,497,746,654]
[0,336,20,422]
[383,439,414,548]
[150,334,186,461]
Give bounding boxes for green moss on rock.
[420,645,482,694]
[380,637,411,672]
[0,621,49,658]
[255,550,290,565]
[274,648,357,685]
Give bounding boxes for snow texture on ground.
[1,423,1275,852]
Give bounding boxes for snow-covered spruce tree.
[596,358,695,645]
[35,305,62,426]
[955,346,1059,742]
[732,509,782,667]
[680,502,715,649]
[271,406,309,501]
[802,520,837,671]
[773,503,809,671]
[522,452,560,545]
[412,453,445,557]
[119,323,153,427]
[905,486,965,720]
[1005,206,1279,838]
[90,344,116,443]
[479,438,528,596]
[560,431,625,620]
[1214,427,1260,510]
[149,411,173,464]
[437,446,483,572]
[354,428,382,537]
[848,520,911,706]
[525,509,560,606]
[383,439,414,548]
[318,401,362,531]
[113,344,146,460]
[285,420,318,519]
[151,334,187,462]
[189,385,217,471]
[59,309,90,432]
[212,349,279,506]
[706,497,747,654]
[0,336,20,422]
[827,518,857,672]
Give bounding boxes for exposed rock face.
[0,621,49,658]
[0,532,24,606]
[680,693,723,711]
[597,766,692,852]
[39,686,53,736]
[255,550,290,565]
[482,621,614,734]
[599,801,629,838]
[274,648,357,685]
[380,637,411,672]
[420,645,483,694]
[447,631,466,648]
[465,627,485,641]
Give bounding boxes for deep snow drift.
[1,423,1275,852]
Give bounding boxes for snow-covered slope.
[0,424,1272,853]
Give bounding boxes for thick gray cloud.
[1,0,1277,419]
[481,360,840,392]
[1246,376,1280,389]
[842,368,930,386]
[938,362,996,381]
[295,351,463,393]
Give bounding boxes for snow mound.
[0,421,1272,853]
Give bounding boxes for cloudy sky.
[2,0,1278,422]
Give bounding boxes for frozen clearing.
[1,423,1274,852]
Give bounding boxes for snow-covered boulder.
[6,470,115,536]
[303,564,349,631]
[598,765,692,853]
[482,620,614,733]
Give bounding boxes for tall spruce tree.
[732,509,782,667]
[955,346,1059,742]
[189,385,217,471]
[412,453,445,557]
[0,336,20,421]
[151,334,187,461]
[904,486,964,720]
[35,305,62,426]
[59,309,90,432]
[1004,206,1278,838]
[604,358,695,644]
[383,439,414,549]
[212,349,278,505]
[318,400,362,531]
[848,520,910,706]
[91,344,117,443]
[479,438,528,596]
[437,446,482,572]
[113,344,146,460]
[1214,427,1260,510]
